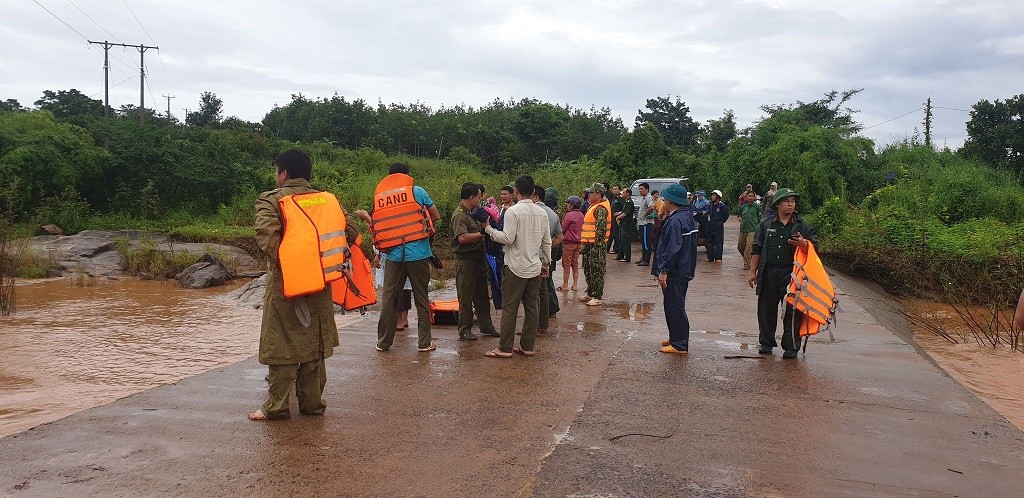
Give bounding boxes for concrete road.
[3,227,1023,497]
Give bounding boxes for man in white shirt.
[482,175,552,358]
[637,182,655,266]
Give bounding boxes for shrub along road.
[2,228,1023,496]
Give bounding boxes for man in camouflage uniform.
[249,148,339,421]
[580,183,610,306]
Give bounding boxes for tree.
[0,99,26,113]
[186,92,223,127]
[961,94,1024,176]
[635,96,700,151]
[34,89,104,118]
[698,109,737,153]
[760,89,864,135]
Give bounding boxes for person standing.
[615,188,636,263]
[534,185,563,332]
[370,162,441,353]
[762,181,779,219]
[249,148,339,421]
[559,195,584,291]
[652,184,699,354]
[636,183,655,266]
[580,183,611,306]
[451,183,498,341]
[706,189,730,263]
[737,191,762,270]
[482,175,551,358]
[608,184,623,254]
[747,188,820,359]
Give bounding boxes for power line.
[863,108,924,130]
[33,0,88,41]
[67,0,122,43]
[121,0,173,100]
[934,106,970,112]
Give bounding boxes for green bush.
[31,186,92,234]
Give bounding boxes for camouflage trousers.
[582,243,607,299]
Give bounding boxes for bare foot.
[248,410,268,421]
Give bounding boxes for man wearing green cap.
[579,183,611,305]
[747,188,819,359]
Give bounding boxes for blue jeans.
[663,279,691,350]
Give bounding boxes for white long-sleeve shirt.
[485,199,551,278]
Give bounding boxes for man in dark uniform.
[614,188,635,263]
[451,183,498,341]
[652,184,699,354]
[608,184,623,254]
[706,189,730,262]
[747,188,819,359]
[249,148,339,421]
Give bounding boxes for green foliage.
[31,186,92,234]
[961,93,1024,177]
[116,237,200,278]
[808,196,848,238]
[186,92,224,127]
[635,96,700,151]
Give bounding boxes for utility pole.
[162,94,175,120]
[88,40,158,122]
[182,108,190,125]
[925,97,933,147]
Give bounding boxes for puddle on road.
[0,278,261,438]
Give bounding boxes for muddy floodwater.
[904,299,1024,431]
[0,278,261,438]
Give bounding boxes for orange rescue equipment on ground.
[581,199,612,243]
[278,191,349,298]
[332,235,377,311]
[370,173,434,250]
[787,241,839,350]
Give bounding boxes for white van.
[628,177,689,211]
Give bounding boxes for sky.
[4,0,1023,149]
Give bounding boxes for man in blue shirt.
[370,163,441,352]
[651,184,699,354]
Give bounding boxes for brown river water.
[903,299,1024,430]
[0,278,261,438]
[2,279,1022,439]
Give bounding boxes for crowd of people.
[249,147,820,420]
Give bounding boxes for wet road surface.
[3,227,1024,496]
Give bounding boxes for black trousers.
[639,224,654,263]
[757,267,802,351]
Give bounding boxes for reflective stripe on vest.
[370,173,434,250]
[580,200,612,243]
[278,191,349,298]
[786,242,838,337]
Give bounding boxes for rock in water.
[176,254,234,289]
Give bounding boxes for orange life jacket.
[581,199,612,243]
[787,241,838,346]
[331,236,378,311]
[370,173,434,250]
[278,191,348,298]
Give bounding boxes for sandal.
[556,286,566,291]
[513,347,535,357]
[484,349,513,358]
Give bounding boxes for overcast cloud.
[4,0,1023,149]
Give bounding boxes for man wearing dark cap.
[747,188,819,359]
[451,183,498,341]
[580,183,611,306]
[652,184,699,354]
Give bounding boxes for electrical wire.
[122,0,173,95]
[67,0,123,43]
[934,106,970,112]
[862,108,924,130]
[33,0,88,41]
